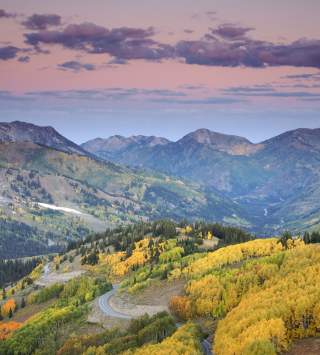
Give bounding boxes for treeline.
[67,220,178,252]
[0,258,41,289]
[186,220,254,246]
[303,230,320,244]
[67,219,254,255]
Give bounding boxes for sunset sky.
[1,0,320,143]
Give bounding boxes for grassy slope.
[0,142,249,257]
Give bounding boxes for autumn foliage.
[169,296,192,320]
[0,322,22,340]
[214,244,320,354]
[163,237,320,355]
[123,323,203,355]
[184,238,286,278]
[1,299,16,317]
[104,239,151,277]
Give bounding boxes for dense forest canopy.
[67,219,254,254]
[1,218,320,354]
[0,258,41,289]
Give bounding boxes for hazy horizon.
[1,0,320,143]
[2,118,320,145]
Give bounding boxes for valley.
[2,121,320,259]
[82,127,320,234]
[1,122,320,354]
[0,122,251,258]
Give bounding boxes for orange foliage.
[1,298,16,317]
[0,321,22,339]
[169,295,193,320]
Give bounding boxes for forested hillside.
[1,220,319,354]
[2,121,320,260]
[0,137,246,258]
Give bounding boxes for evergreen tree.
[85,250,99,265]
[278,231,292,250]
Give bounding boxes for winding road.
[98,284,131,319]
[98,284,213,354]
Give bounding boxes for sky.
[0,0,320,143]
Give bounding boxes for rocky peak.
[0,121,88,156]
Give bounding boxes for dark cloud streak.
[176,37,320,68]
[18,55,30,63]
[0,9,15,18]
[0,46,20,60]
[223,85,320,99]
[22,14,61,30]
[19,20,320,69]
[152,97,242,105]
[211,24,254,40]
[25,23,174,61]
[57,60,95,72]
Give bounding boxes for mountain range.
[0,122,244,258]
[82,127,320,234]
[1,120,320,257]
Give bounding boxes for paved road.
[98,285,213,354]
[43,264,50,276]
[202,338,213,355]
[98,284,131,319]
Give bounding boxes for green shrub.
[28,283,64,304]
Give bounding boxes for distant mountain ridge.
[83,127,320,156]
[261,127,320,152]
[82,134,170,161]
[0,122,247,258]
[82,127,320,233]
[0,121,89,156]
[2,120,320,243]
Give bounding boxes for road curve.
[98,285,213,354]
[98,284,131,319]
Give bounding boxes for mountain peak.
[181,128,251,143]
[82,134,170,153]
[178,128,259,155]
[0,121,88,156]
[262,127,320,152]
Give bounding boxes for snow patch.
[37,202,84,215]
